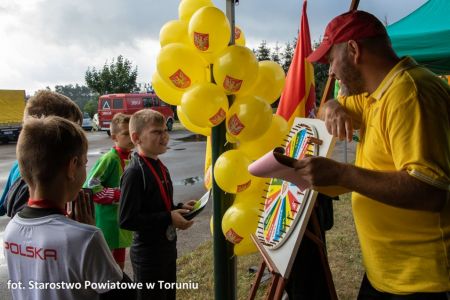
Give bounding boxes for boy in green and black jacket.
[84,113,134,270]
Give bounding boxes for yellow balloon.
[213,45,259,95]
[221,202,259,248]
[151,72,183,106]
[210,215,214,236]
[204,165,212,190]
[179,0,214,22]
[189,7,230,59]
[159,20,189,47]
[238,114,289,160]
[226,132,239,144]
[181,82,228,128]
[245,60,286,104]
[234,25,246,46]
[213,149,253,194]
[177,106,211,136]
[233,176,270,207]
[157,43,207,90]
[234,236,257,256]
[226,95,272,142]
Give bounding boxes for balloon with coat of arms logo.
[226,95,272,142]
[234,25,246,46]
[188,6,231,62]
[157,43,208,91]
[213,45,259,95]
[213,149,254,194]
[151,72,183,106]
[181,82,228,128]
[221,201,259,255]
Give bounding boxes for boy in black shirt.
[119,109,195,300]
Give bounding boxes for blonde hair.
[110,113,131,135]
[17,116,88,187]
[24,90,83,125]
[129,109,165,135]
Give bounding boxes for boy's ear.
[67,156,79,181]
[131,131,140,145]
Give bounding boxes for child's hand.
[182,200,197,211]
[70,190,95,225]
[171,209,193,230]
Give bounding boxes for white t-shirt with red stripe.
[4,213,123,300]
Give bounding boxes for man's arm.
[293,156,448,212]
[319,99,363,141]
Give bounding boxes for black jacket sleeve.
[99,272,137,299]
[119,165,172,231]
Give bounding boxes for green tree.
[312,40,330,105]
[281,41,294,74]
[271,42,281,64]
[83,99,98,117]
[54,84,94,111]
[254,40,271,61]
[85,55,138,95]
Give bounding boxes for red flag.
[276,0,316,126]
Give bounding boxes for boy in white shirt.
[4,116,136,300]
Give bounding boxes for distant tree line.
[41,39,328,117]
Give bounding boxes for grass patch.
[177,192,363,299]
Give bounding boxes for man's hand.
[181,200,197,211]
[293,156,346,187]
[319,100,353,142]
[69,190,95,225]
[171,209,194,230]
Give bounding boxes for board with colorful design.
[257,122,319,249]
[255,117,335,277]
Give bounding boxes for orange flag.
[276,0,316,126]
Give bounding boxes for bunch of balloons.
[153,0,288,256]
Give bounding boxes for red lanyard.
[113,146,130,170]
[138,153,172,211]
[28,198,67,215]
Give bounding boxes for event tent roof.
[387,0,450,74]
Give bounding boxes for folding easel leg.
[266,275,280,300]
[273,277,286,300]
[248,260,266,300]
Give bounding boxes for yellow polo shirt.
[339,57,450,294]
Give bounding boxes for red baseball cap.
[307,10,387,64]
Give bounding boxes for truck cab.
[98,93,175,135]
[0,90,25,143]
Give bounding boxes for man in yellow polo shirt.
[295,10,450,299]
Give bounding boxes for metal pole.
[212,1,237,299]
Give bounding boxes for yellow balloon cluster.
[157,2,288,257]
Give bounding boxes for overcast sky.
[0,0,428,95]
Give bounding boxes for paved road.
[0,129,209,299]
